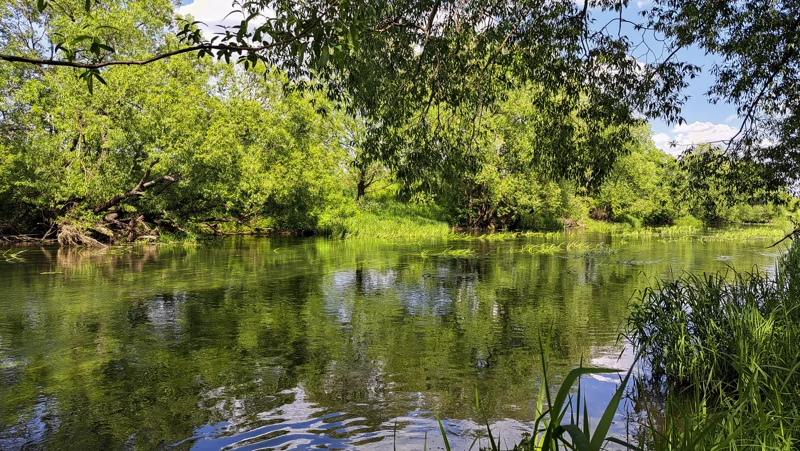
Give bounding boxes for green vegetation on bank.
[0,1,795,245]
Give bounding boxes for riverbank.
[1,197,794,246]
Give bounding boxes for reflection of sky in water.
[181,385,539,450]
[179,344,636,451]
[147,292,186,337]
[325,266,463,321]
[0,397,58,450]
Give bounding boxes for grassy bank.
[466,233,800,450]
[13,200,788,249]
[318,199,454,239]
[583,218,792,243]
[315,197,794,243]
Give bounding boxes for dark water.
[0,233,782,450]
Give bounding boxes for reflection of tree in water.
[54,245,162,275]
[0,237,762,449]
[624,374,670,449]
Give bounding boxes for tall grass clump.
[626,239,800,449]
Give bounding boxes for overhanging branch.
[0,25,312,69]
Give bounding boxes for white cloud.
[177,0,233,23]
[652,132,671,147]
[572,0,600,8]
[178,1,272,40]
[636,0,652,8]
[725,114,738,123]
[651,121,738,155]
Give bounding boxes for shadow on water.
[0,235,780,449]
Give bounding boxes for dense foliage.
[0,0,796,243]
[0,54,348,242]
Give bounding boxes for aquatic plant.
[516,242,617,257]
[431,248,478,258]
[1,249,25,262]
[436,336,636,451]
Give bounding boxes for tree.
[646,1,800,181]
[678,145,787,224]
[388,85,631,229]
[0,42,348,241]
[594,126,684,225]
[0,0,700,189]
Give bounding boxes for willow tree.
[2,0,796,235]
[646,0,800,180]
[0,1,697,172]
[0,1,350,242]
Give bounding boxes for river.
[0,232,782,450]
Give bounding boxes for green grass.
[319,199,454,240]
[585,218,790,242]
[441,235,800,451]
[624,237,800,450]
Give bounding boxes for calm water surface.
[0,233,782,450]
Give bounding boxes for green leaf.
[558,424,591,450]
[94,72,107,86]
[318,45,329,68]
[606,437,643,451]
[71,35,94,45]
[436,414,451,451]
[588,366,633,451]
[350,28,359,51]
[553,367,621,422]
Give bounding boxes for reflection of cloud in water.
[0,396,59,451]
[146,292,187,336]
[329,269,398,293]
[180,385,533,451]
[324,268,463,320]
[589,344,638,382]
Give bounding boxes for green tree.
[594,126,684,226]
[0,44,348,241]
[678,145,787,224]
[0,0,698,190]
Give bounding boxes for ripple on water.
[177,386,536,450]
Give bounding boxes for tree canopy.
[3,1,798,178]
[0,0,797,242]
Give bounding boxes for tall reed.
[625,239,800,450]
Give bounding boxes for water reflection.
[0,236,780,449]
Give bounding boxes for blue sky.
[179,0,738,155]
[589,1,740,154]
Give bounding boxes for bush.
[672,215,704,228]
